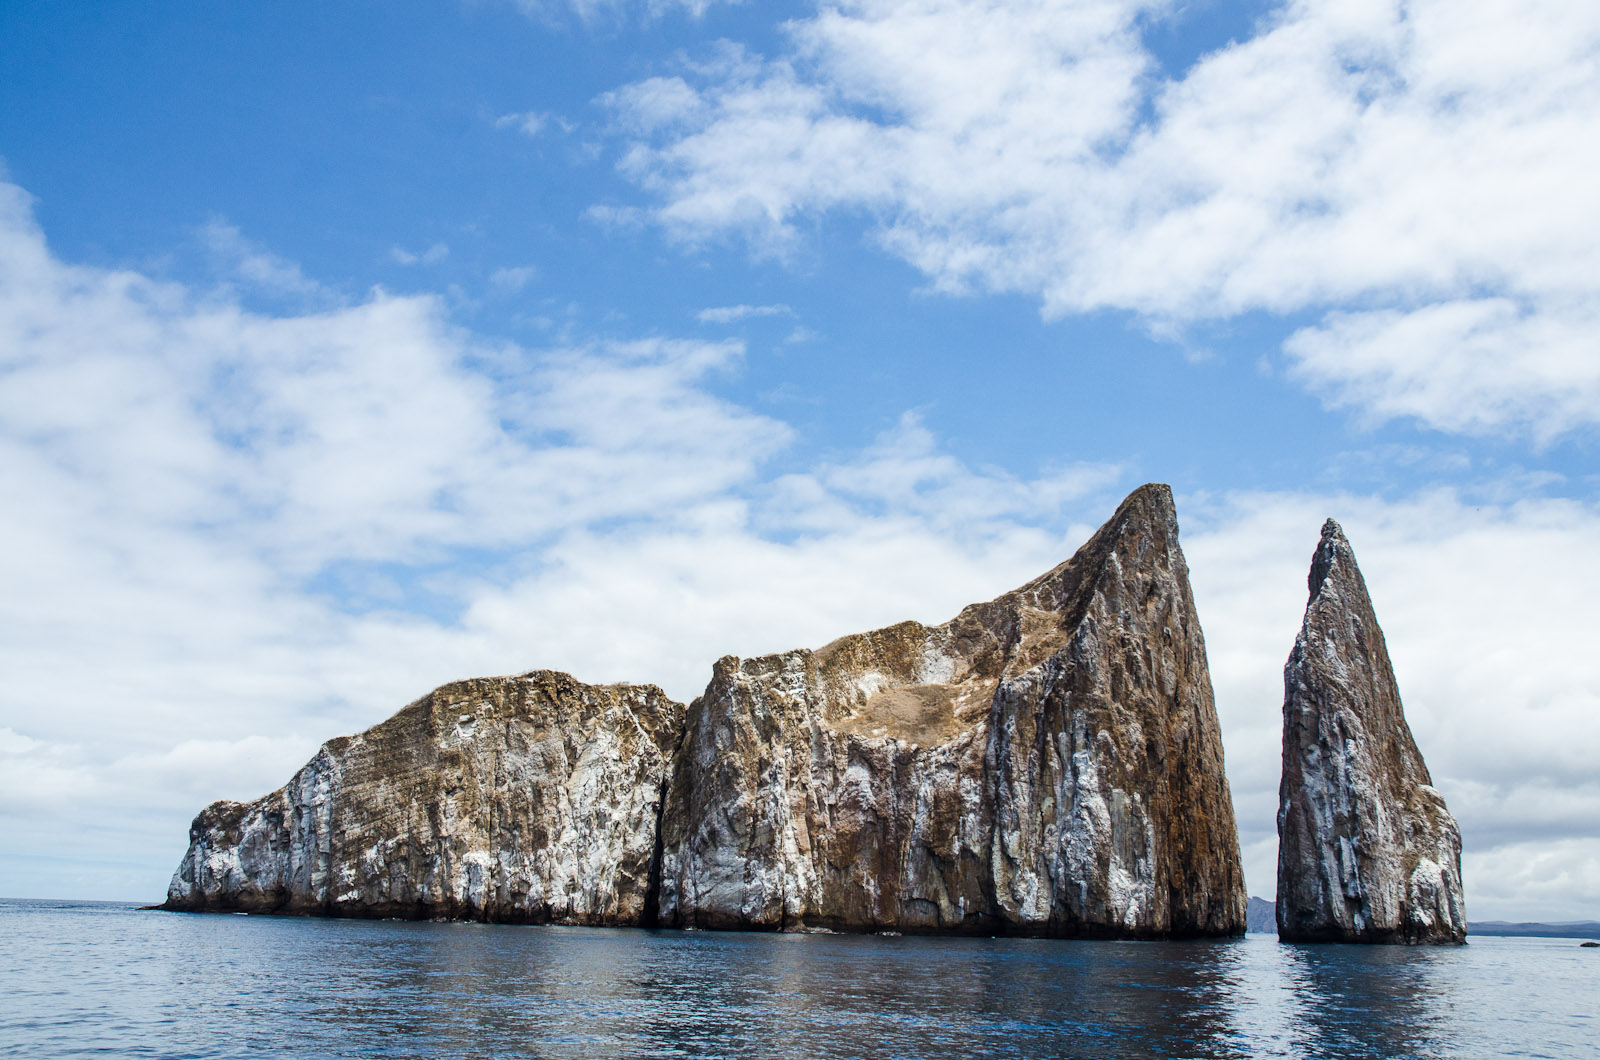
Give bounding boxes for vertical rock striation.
[656,483,1247,936]
[163,671,684,923]
[1276,520,1466,943]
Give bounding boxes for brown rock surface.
[162,671,684,923]
[655,483,1247,936]
[1276,520,1467,943]
[162,484,1248,937]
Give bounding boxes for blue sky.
[1,0,1596,919]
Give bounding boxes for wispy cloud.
[201,218,321,297]
[696,302,793,324]
[489,264,539,292]
[602,0,1600,441]
[2,179,1595,917]
[494,110,551,137]
[391,242,450,266]
[583,203,647,230]
[510,0,737,24]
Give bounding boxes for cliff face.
[1276,520,1467,944]
[164,483,1247,937]
[656,484,1246,936]
[164,671,684,923]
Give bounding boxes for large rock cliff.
[163,671,684,923]
[1276,520,1466,944]
[164,484,1247,937]
[656,483,1246,936]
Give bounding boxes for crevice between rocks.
[641,713,691,928]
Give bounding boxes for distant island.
[1467,921,1600,940]
[1246,898,1597,940]
[1246,896,1276,933]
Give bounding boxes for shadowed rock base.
[1276,520,1466,944]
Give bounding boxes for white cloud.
[1462,839,1600,925]
[494,110,550,137]
[582,203,648,230]
[391,241,451,266]
[201,219,321,297]
[0,178,791,746]
[0,178,1095,900]
[696,302,793,324]
[1,180,1594,918]
[489,264,539,292]
[511,0,737,24]
[0,727,43,755]
[766,411,1122,537]
[603,0,1600,440]
[1283,298,1600,444]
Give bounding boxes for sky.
[0,0,1595,921]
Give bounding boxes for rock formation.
[163,671,684,922]
[656,483,1246,936]
[1276,520,1466,944]
[164,483,1248,937]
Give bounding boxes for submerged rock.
[1276,520,1467,944]
[656,483,1246,936]
[162,671,684,923]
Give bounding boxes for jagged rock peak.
[1308,517,1348,594]
[1276,520,1467,944]
[162,670,685,924]
[656,482,1248,937]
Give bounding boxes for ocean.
[1,898,1592,1059]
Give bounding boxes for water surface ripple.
[1,900,1592,1058]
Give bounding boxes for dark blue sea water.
[1,899,1593,1059]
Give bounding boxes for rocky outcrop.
[656,483,1246,936]
[1276,520,1466,944]
[163,484,1248,937]
[163,671,684,923]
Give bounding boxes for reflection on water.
[1,900,1595,1059]
[288,928,1256,1059]
[411,930,1268,1059]
[1281,942,1453,1058]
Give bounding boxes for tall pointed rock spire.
[1276,520,1466,943]
[657,483,1247,936]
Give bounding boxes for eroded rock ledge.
[163,484,1248,937]
[1276,520,1467,944]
